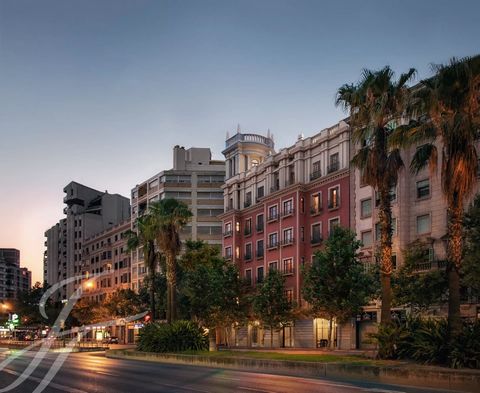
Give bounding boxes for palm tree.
[150,199,192,323]
[394,55,480,335]
[336,66,416,325]
[125,213,158,319]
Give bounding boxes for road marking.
[1,368,88,393]
[239,387,278,393]
[95,370,119,376]
[364,389,406,393]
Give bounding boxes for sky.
[0,0,479,283]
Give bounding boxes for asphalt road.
[0,349,462,393]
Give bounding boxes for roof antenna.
[237,124,241,134]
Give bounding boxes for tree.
[302,226,377,348]
[392,241,448,313]
[139,273,168,320]
[103,289,146,319]
[463,194,480,297]
[336,66,416,325]
[14,282,57,326]
[125,213,158,320]
[150,199,192,323]
[395,55,480,335]
[252,269,294,348]
[182,252,246,351]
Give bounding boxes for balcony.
[267,241,279,250]
[244,200,252,208]
[327,162,339,174]
[270,185,279,193]
[282,208,294,218]
[310,170,322,181]
[244,227,252,236]
[281,238,295,247]
[282,267,295,276]
[310,207,322,215]
[267,212,279,222]
[223,230,233,238]
[256,250,264,259]
[328,202,340,210]
[245,253,253,262]
[311,236,322,246]
[224,254,232,261]
[256,224,264,233]
[225,133,275,149]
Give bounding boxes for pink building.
[220,122,355,348]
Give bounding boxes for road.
[0,349,461,393]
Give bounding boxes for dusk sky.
[1,0,479,283]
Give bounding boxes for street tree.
[150,198,192,323]
[336,66,416,325]
[302,226,377,348]
[393,55,480,336]
[252,269,294,348]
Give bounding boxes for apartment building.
[352,139,480,324]
[130,146,225,291]
[80,219,132,303]
[44,182,130,301]
[220,122,352,348]
[0,249,32,301]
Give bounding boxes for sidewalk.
[106,348,480,393]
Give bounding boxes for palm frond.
[410,143,437,175]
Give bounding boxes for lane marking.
[239,387,278,393]
[364,390,406,393]
[1,368,88,393]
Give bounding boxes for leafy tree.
[252,269,294,348]
[150,199,192,323]
[125,213,159,320]
[181,242,247,351]
[336,66,416,325]
[394,55,480,335]
[103,289,147,319]
[463,194,480,297]
[14,282,58,326]
[302,226,377,348]
[139,273,167,320]
[392,241,448,313]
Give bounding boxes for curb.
[105,349,480,392]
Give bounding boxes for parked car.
[103,336,119,344]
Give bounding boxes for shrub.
[449,321,480,369]
[137,320,208,353]
[371,317,480,368]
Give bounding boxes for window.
[245,269,252,285]
[328,153,339,173]
[268,205,278,221]
[311,160,321,180]
[257,266,264,283]
[235,221,240,232]
[416,179,430,199]
[244,219,252,236]
[311,192,322,214]
[311,223,322,244]
[392,254,397,270]
[300,226,304,241]
[256,240,264,259]
[361,198,372,218]
[268,233,279,248]
[283,258,294,275]
[329,218,340,234]
[417,214,431,234]
[224,222,232,236]
[361,231,373,248]
[225,247,232,259]
[328,186,340,209]
[283,199,294,215]
[256,214,264,232]
[283,228,294,245]
[245,191,252,207]
[257,186,264,199]
[245,243,252,261]
[300,197,305,213]
[269,261,278,271]
[285,289,294,303]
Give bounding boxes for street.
[0,349,461,393]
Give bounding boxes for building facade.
[44,182,130,301]
[0,249,32,301]
[220,122,353,348]
[130,146,225,291]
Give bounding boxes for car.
[103,336,119,344]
